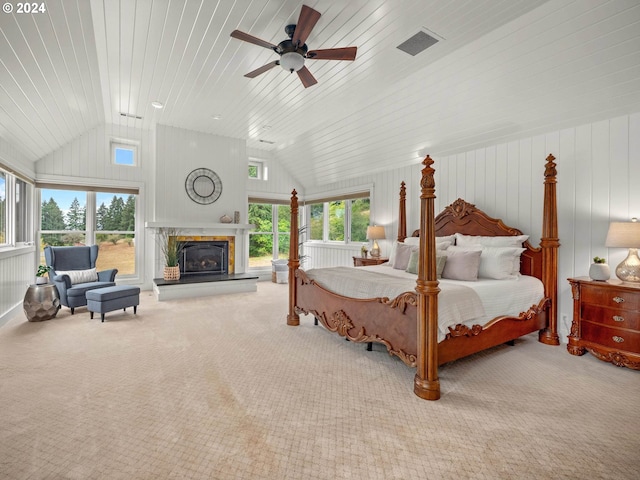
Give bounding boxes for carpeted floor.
[0,281,638,480]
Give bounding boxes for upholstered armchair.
[44,245,118,314]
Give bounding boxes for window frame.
[0,166,35,251]
[248,159,267,181]
[247,200,292,270]
[36,181,143,281]
[111,139,139,167]
[304,187,372,245]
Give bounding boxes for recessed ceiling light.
[211,114,222,120]
[151,101,164,109]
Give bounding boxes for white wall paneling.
[0,248,35,327]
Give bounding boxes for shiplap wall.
[246,147,303,201]
[302,112,640,342]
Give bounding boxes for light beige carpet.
[0,281,638,480]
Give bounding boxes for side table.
[353,256,389,267]
[23,283,61,322]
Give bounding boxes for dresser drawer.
[581,304,640,330]
[581,285,640,312]
[581,321,640,353]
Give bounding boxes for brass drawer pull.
[612,336,624,343]
[613,315,625,322]
[612,296,625,303]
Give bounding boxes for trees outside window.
[248,202,290,268]
[39,188,137,276]
[307,195,370,243]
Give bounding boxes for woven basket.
[163,266,181,281]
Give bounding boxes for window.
[306,193,370,243]
[39,187,138,276]
[248,201,290,268]
[0,166,34,248]
[111,141,137,166]
[248,159,267,180]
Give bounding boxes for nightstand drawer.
[581,285,640,312]
[581,321,640,353]
[581,304,640,330]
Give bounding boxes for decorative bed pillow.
[447,245,525,279]
[56,268,98,285]
[403,237,420,246]
[442,250,482,281]
[455,233,529,248]
[405,250,447,276]
[392,243,417,270]
[388,240,399,266]
[437,234,456,245]
[478,246,526,279]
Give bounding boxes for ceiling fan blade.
[297,66,317,88]
[245,61,280,78]
[230,30,276,50]
[292,5,321,46]
[307,46,357,61]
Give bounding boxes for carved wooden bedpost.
[398,181,407,242]
[539,154,560,345]
[287,189,300,326]
[414,156,441,401]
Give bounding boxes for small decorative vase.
[589,263,610,281]
[163,266,181,281]
[220,214,232,223]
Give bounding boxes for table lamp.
[366,225,386,258]
[605,218,640,283]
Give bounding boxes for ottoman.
[86,286,140,322]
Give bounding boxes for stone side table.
[23,283,61,322]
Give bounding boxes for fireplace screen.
[179,241,228,275]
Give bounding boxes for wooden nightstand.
[567,277,640,370]
[353,256,388,267]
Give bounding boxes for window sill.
[0,244,35,260]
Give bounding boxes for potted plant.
[157,228,184,280]
[589,256,610,281]
[36,265,52,285]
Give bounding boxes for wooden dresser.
[567,277,640,370]
[352,256,388,267]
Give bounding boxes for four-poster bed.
[287,154,560,400]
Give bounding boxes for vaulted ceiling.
[1,0,639,189]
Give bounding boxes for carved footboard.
[295,269,419,367]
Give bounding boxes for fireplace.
[174,236,236,276]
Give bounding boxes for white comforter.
[303,264,544,341]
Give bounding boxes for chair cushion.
[67,281,116,299]
[86,286,140,302]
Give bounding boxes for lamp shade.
[280,52,305,72]
[366,226,386,240]
[605,221,640,248]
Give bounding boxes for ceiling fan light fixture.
[280,52,304,72]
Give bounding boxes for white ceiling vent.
[120,112,143,120]
[397,28,442,56]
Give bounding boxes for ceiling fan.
[230,4,357,88]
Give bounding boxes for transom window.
[111,141,137,166]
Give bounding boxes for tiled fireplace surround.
[146,222,257,300]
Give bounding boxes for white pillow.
[448,245,525,279]
[479,247,526,279]
[56,268,98,284]
[403,237,420,246]
[437,234,456,245]
[388,240,399,266]
[455,233,529,248]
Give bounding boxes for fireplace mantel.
[145,222,254,233]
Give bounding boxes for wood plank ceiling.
[1,0,639,189]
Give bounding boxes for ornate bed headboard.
[408,198,544,281]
